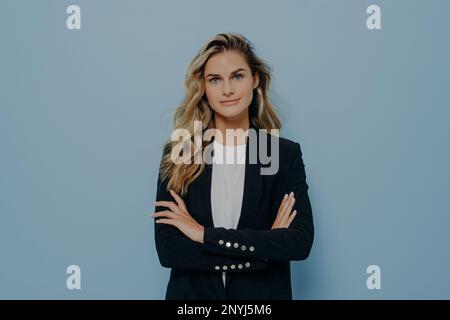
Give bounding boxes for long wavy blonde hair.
[159,32,282,196]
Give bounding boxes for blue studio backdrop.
[1,0,449,299]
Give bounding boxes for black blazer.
[153,127,314,300]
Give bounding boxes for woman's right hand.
[271,191,297,229]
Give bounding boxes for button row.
[214,262,251,271]
[218,240,255,252]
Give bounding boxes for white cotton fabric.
[211,140,247,287]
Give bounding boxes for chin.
[215,106,248,119]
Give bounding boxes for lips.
[220,98,241,106]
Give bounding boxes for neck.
[213,112,250,146]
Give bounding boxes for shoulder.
[277,136,303,173]
[256,129,302,156]
[256,130,304,173]
[278,135,301,153]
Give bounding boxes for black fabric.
[153,127,314,300]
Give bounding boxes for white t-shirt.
[211,140,247,288]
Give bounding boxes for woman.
[152,32,314,300]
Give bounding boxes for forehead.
[204,50,249,74]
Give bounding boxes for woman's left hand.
[152,189,205,244]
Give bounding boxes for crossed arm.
[152,142,314,272]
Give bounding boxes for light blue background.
[1,0,449,299]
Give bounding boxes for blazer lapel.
[236,128,264,229]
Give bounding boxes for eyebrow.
[205,68,247,78]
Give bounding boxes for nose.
[222,80,235,97]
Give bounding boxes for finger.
[274,194,288,225]
[154,200,184,215]
[276,193,290,219]
[155,218,177,226]
[279,192,294,220]
[152,210,177,220]
[281,192,294,212]
[278,194,288,212]
[286,210,297,227]
[169,189,188,215]
[275,192,292,227]
[280,196,296,225]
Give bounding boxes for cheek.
[238,79,255,95]
[237,81,255,100]
[204,84,220,102]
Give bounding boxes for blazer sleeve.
[153,156,268,273]
[201,142,314,262]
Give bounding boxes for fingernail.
[289,191,294,197]
[293,210,297,214]
[283,194,288,200]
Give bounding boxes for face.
[203,50,259,122]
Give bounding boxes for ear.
[252,73,260,89]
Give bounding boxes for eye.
[233,73,244,80]
[208,77,220,84]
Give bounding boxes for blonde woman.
[152,33,314,300]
